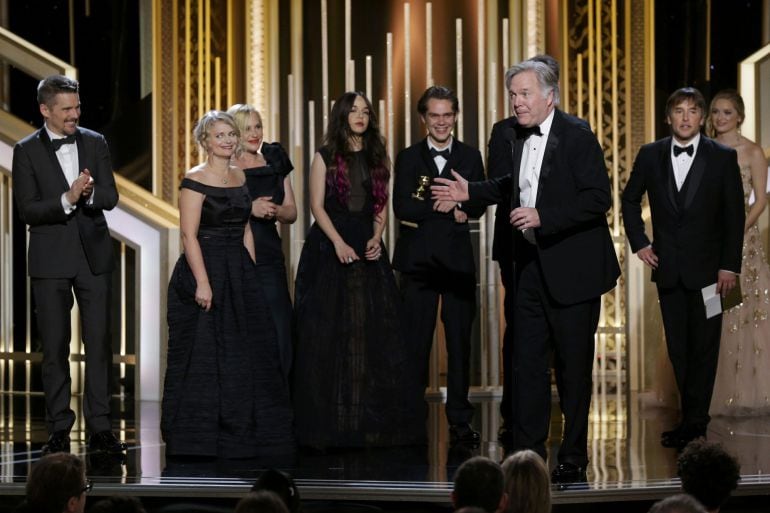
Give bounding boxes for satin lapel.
[683,140,707,210]
[535,130,560,205]
[509,137,524,209]
[40,129,72,192]
[661,139,679,214]
[441,142,460,177]
[418,140,441,177]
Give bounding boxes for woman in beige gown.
[707,89,770,416]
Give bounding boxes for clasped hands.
[333,237,382,265]
[252,196,278,220]
[65,169,94,204]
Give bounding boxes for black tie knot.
[51,134,76,151]
[429,147,450,159]
[515,124,543,139]
[673,144,693,157]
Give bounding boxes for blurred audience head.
[452,456,507,513]
[251,469,300,513]
[87,496,147,513]
[235,491,289,513]
[501,449,551,513]
[648,494,707,513]
[677,439,740,512]
[455,508,489,513]
[25,453,88,513]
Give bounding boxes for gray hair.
[504,59,560,107]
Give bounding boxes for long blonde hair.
[501,450,551,513]
[706,89,745,138]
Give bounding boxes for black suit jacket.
[486,117,518,264]
[13,127,119,278]
[621,136,744,289]
[469,109,620,305]
[392,137,485,274]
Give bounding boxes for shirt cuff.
[61,193,77,214]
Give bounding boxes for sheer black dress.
[162,178,294,458]
[293,148,426,449]
[243,143,294,382]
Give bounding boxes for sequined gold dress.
[710,164,770,416]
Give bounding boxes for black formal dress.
[243,142,294,382]
[162,178,294,458]
[293,147,426,449]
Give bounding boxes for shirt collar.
[536,109,556,138]
[44,123,73,141]
[427,136,453,153]
[672,132,700,154]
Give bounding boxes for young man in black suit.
[392,85,486,444]
[432,60,620,482]
[622,87,744,449]
[13,75,126,455]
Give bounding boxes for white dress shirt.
[671,133,700,191]
[46,125,81,213]
[427,137,452,174]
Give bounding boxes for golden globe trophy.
[411,175,431,200]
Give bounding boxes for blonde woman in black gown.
[162,111,294,458]
[228,104,296,382]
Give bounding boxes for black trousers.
[31,246,113,435]
[512,248,600,467]
[498,261,515,429]
[400,269,476,425]
[657,282,722,430]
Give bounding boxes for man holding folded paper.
[621,87,745,449]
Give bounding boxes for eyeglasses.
[80,480,93,494]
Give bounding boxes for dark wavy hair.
[26,453,86,513]
[677,439,740,511]
[322,91,390,214]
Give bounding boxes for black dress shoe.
[551,462,587,484]
[449,423,481,445]
[660,426,706,449]
[42,430,71,455]
[89,431,127,454]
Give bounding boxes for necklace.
[206,164,229,184]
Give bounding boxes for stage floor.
[2,388,770,512]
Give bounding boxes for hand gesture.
[431,170,470,202]
[195,282,213,312]
[333,239,360,265]
[636,246,658,269]
[252,196,278,220]
[65,170,93,204]
[364,237,383,261]
[716,270,737,297]
[510,207,541,230]
[433,200,457,213]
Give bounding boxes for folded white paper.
[701,283,722,319]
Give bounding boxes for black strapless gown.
[162,178,294,458]
[293,148,426,449]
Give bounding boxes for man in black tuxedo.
[432,60,620,481]
[622,87,744,449]
[393,86,486,444]
[13,75,126,455]
[487,54,589,446]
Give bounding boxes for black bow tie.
[673,144,693,157]
[429,147,450,159]
[515,124,543,139]
[51,134,76,151]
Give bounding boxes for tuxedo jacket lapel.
[509,136,524,209]
[535,128,560,205]
[661,139,679,214]
[418,140,441,177]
